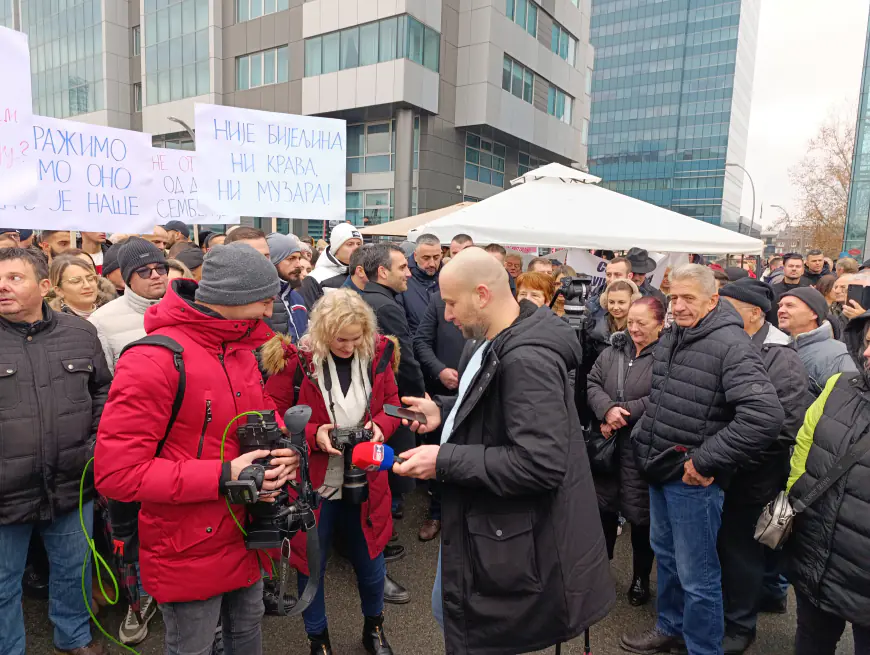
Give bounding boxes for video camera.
[550,274,594,334]
[224,406,322,617]
[329,426,374,505]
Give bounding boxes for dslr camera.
[329,426,374,505]
[551,274,594,334]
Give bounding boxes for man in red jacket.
[96,243,299,655]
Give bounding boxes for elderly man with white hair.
[622,263,785,655]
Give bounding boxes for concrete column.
[393,108,414,220]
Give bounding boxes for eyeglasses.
[133,264,169,279]
[64,274,98,287]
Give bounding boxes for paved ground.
[23,488,853,654]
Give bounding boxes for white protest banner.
[150,148,238,224]
[0,116,155,231]
[194,103,346,220]
[0,27,38,206]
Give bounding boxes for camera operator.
[95,243,299,655]
[393,248,615,654]
[262,288,401,655]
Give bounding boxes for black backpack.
[107,335,186,564]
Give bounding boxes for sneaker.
[118,594,158,646]
[723,631,755,654]
[54,641,107,655]
[620,627,686,654]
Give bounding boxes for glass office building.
[844,9,870,258]
[588,0,760,232]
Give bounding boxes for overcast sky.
[742,0,869,229]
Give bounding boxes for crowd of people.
[0,222,869,655]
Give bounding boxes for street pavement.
[23,487,852,654]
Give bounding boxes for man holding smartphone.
[392,247,614,654]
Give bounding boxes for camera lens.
[342,468,369,504]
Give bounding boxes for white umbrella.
[407,163,763,255]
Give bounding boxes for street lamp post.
[769,203,790,224]
[167,116,195,144]
[726,162,756,238]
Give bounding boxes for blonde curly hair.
[300,288,378,370]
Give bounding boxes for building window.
[304,14,439,77]
[547,85,573,125]
[346,190,393,226]
[22,0,105,118]
[0,0,13,28]
[132,25,141,56]
[133,82,142,111]
[237,46,289,90]
[237,0,288,23]
[144,0,210,105]
[518,151,546,176]
[581,118,588,145]
[465,132,505,188]
[505,0,537,37]
[551,22,576,66]
[346,117,419,174]
[502,56,533,104]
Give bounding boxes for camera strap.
[277,513,322,616]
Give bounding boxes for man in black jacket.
[359,243,425,602]
[402,233,442,334]
[394,248,615,655]
[624,263,784,655]
[718,279,811,653]
[801,248,830,286]
[299,223,362,309]
[412,291,466,541]
[0,247,112,655]
[771,253,810,299]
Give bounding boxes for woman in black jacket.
[587,296,664,607]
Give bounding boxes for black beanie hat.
[102,242,124,276]
[719,278,774,314]
[175,246,204,271]
[781,286,829,326]
[119,237,167,284]
[725,266,749,282]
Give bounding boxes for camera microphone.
[352,442,405,472]
[284,405,312,450]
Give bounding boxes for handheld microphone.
[351,442,405,472]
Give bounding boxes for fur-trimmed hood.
[261,331,401,377]
[47,276,118,313]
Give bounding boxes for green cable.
[79,458,140,655]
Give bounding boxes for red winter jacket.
[95,279,280,603]
[262,333,401,575]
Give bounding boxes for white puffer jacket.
[88,289,162,373]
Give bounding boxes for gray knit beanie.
[266,232,301,266]
[118,237,167,284]
[195,243,280,306]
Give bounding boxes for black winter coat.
[359,282,425,398]
[413,292,465,397]
[402,253,439,335]
[587,332,655,525]
[787,372,870,628]
[633,300,784,486]
[727,323,811,505]
[435,305,614,655]
[0,304,113,525]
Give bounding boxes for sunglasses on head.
[133,264,169,279]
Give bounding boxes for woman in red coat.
[262,288,400,655]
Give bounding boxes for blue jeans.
[296,499,385,635]
[650,481,725,655]
[0,503,94,654]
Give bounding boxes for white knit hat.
[330,223,363,253]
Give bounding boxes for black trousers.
[718,499,765,637]
[600,510,654,580]
[795,590,870,655]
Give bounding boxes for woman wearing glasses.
[48,255,115,318]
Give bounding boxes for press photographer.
[262,288,401,655]
[95,243,299,655]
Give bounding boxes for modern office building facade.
[844,7,870,258]
[587,0,760,233]
[8,0,593,238]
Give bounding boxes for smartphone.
[384,404,428,425]
[847,284,870,309]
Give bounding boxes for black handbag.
[585,351,625,475]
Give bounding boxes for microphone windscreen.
[351,442,396,472]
